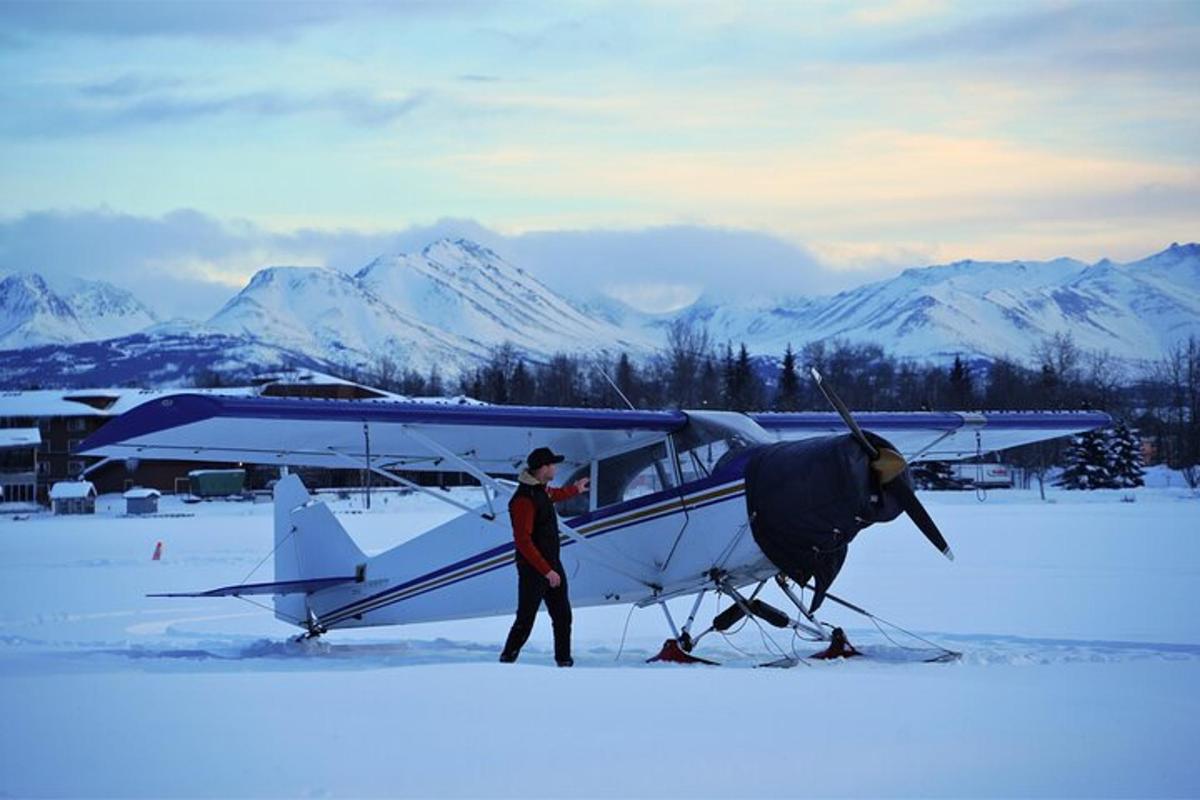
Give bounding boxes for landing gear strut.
[291,607,327,643]
[646,572,864,666]
[647,589,719,664]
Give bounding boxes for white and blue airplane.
[79,373,1109,663]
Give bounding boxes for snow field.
[1,485,1197,797]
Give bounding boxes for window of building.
[67,460,85,478]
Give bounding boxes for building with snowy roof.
[122,487,161,515]
[0,427,41,505]
[49,480,96,515]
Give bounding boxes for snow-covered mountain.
[0,272,158,349]
[205,239,656,374]
[59,278,161,341]
[206,264,487,376]
[356,239,653,356]
[660,243,1200,368]
[1,241,1197,388]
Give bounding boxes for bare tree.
[663,317,712,408]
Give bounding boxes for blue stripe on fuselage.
[317,476,749,627]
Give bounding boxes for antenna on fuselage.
[595,365,637,411]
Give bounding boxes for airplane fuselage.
[303,458,771,631]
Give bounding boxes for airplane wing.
[749,410,1112,461]
[78,393,1109,473]
[77,393,688,473]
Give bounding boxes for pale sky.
[1,0,1197,317]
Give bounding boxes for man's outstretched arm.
[547,476,589,503]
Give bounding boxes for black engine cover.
[743,432,908,611]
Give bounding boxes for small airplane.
[79,371,1109,665]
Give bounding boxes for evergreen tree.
[509,360,534,405]
[614,352,637,408]
[426,365,444,397]
[720,342,736,410]
[948,354,973,409]
[733,343,760,410]
[399,368,426,396]
[1108,422,1145,488]
[1056,428,1119,490]
[775,343,800,411]
[697,356,720,408]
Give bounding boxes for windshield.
[672,411,771,482]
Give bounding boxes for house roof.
[0,374,447,419]
[0,388,254,419]
[49,481,96,499]
[123,487,161,499]
[0,427,41,449]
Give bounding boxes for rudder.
[273,474,367,627]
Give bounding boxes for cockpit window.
[595,441,677,508]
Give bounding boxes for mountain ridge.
[2,240,1197,388]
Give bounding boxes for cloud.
[0,0,475,40]
[501,225,833,307]
[868,2,1200,77]
[0,209,853,319]
[428,130,1198,245]
[78,74,188,97]
[850,0,950,26]
[5,87,427,137]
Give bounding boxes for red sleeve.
[510,496,553,576]
[546,483,581,503]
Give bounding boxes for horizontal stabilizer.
[147,575,359,598]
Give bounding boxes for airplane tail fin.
[273,473,367,627]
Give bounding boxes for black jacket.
[509,478,563,571]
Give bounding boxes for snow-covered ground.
[1,483,1198,798]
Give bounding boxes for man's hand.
[546,570,562,588]
[573,476,591,494]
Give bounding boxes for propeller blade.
[888,479,955,561]
[810,367,879,459]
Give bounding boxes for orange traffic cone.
[152,541,163,561]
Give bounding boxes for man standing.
[499,446,590,667]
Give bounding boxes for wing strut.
[326,450,501,521]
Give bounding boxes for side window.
[595,441,677,508]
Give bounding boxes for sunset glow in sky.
[1,0,1197,315]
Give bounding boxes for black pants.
[501,561,572,662]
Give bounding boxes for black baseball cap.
[527,447,566,470]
